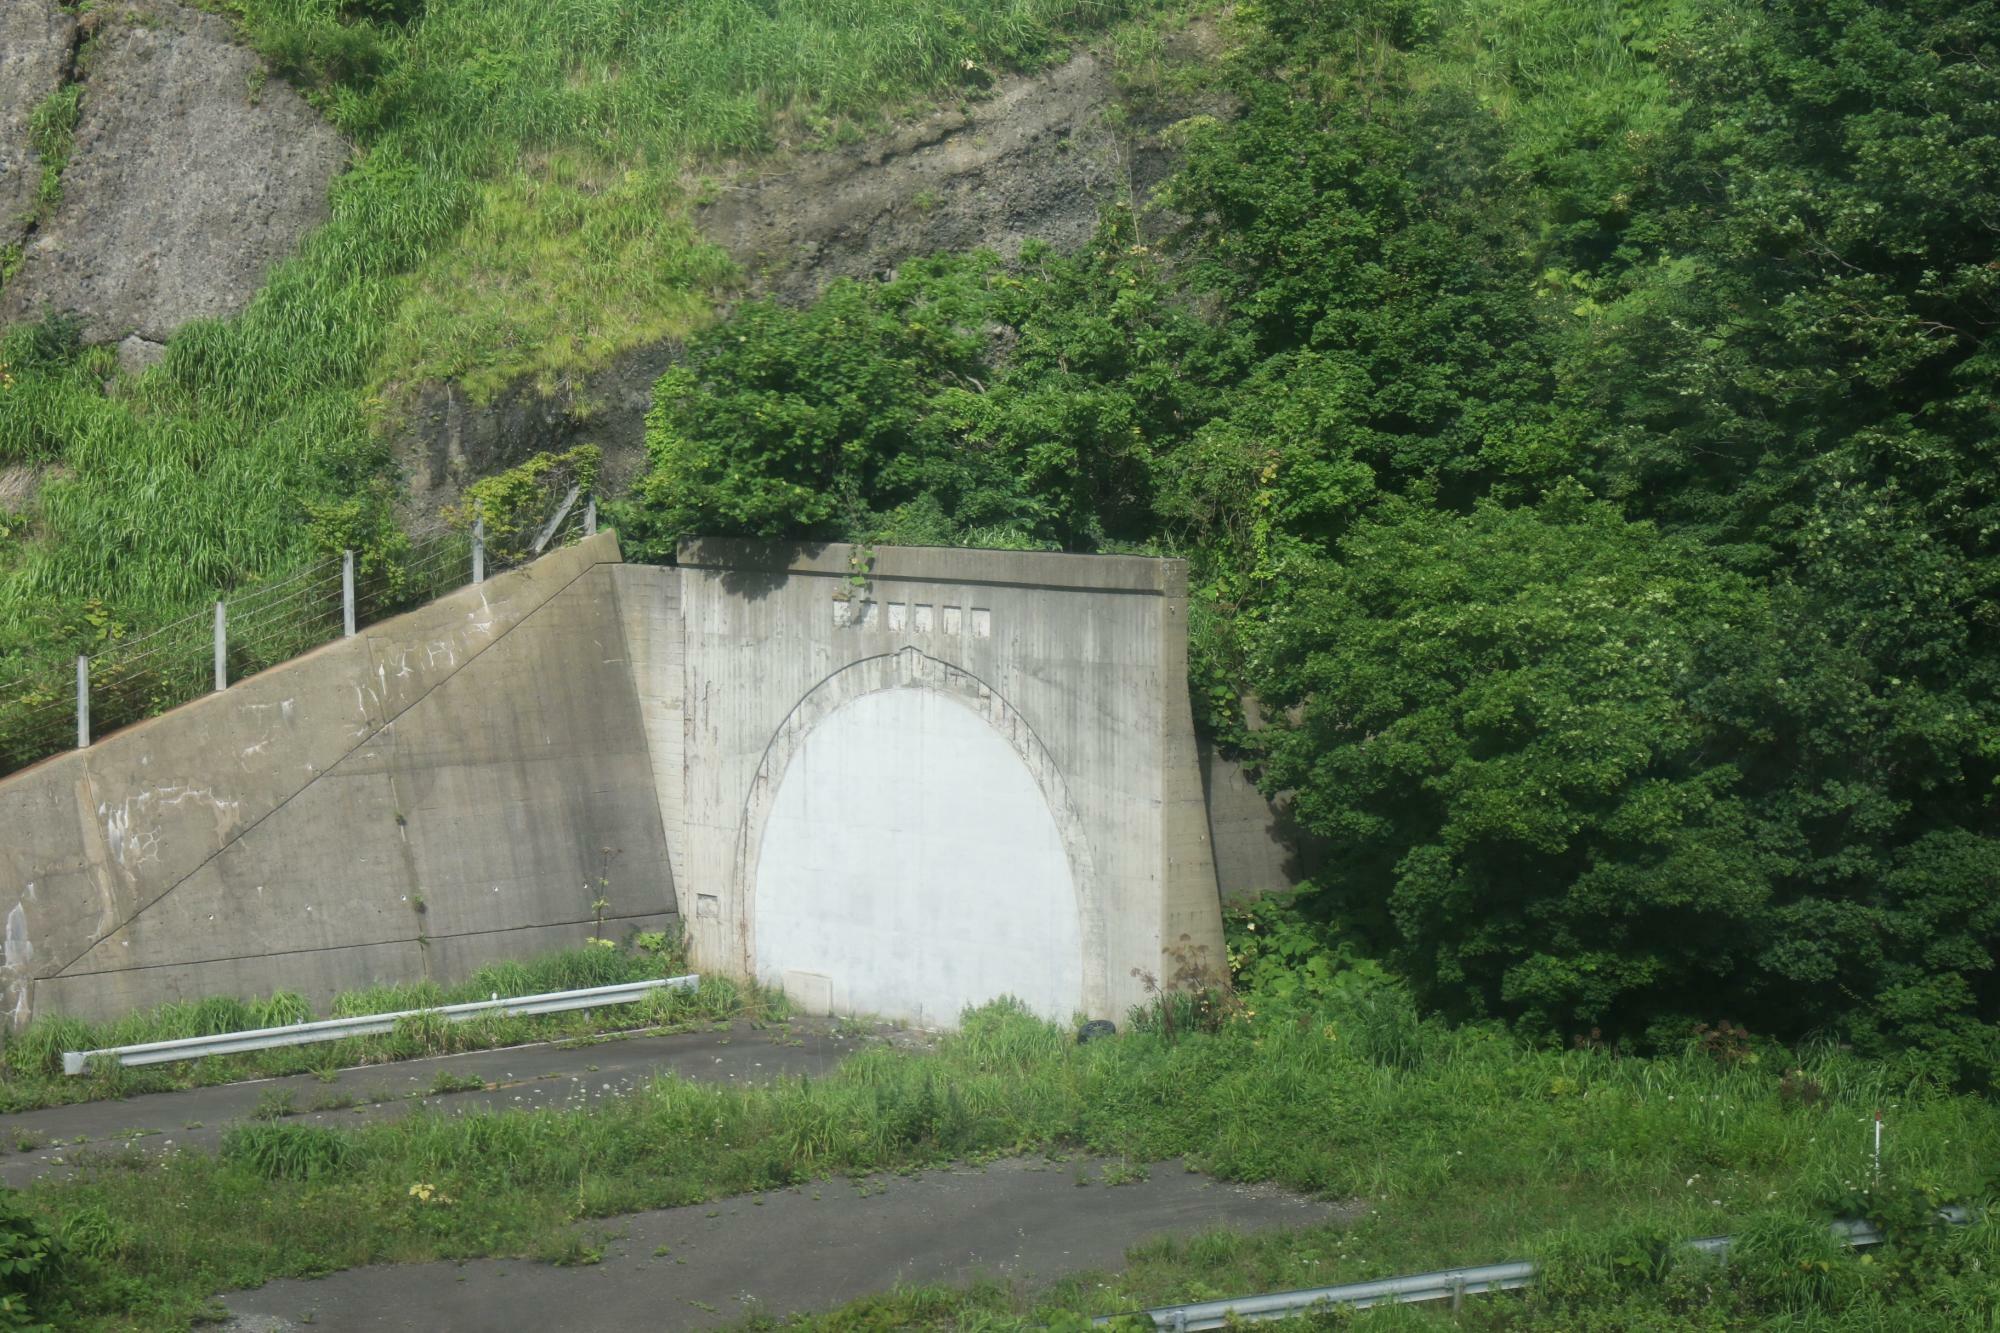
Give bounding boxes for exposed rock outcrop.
[398,340,671,511]
[0,0,76,262]
[699,51,1143,307]
[396,47,1187,511]
[0,0,345,343]
[115,332,166,377]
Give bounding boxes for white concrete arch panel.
[752,686,1083,1025]
[735,647,1106,1024]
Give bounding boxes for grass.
[19,994,2000,1329]
[26,84,82,215]
[733,1210,2000,1330]
[0,0,1169,676]
[0,939,771,1114]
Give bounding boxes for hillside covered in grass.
[0,0,1165,670]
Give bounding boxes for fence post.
[75,655,88,749]
[342,550,356,638]
[472,513,485,585]
[584,497,597,537]
[213,601,227,693]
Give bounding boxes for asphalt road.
[221,1156,1337,1331]
[6,1020,1340,1330]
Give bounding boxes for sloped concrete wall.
[666,541,1224,1025]
[0,534,675,1023]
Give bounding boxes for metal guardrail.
[63,974,698,1075]
[1102,1209,1974,1329]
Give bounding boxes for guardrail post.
[584,497,597,536]
[213,601,227,692]
[342,550,357,637]
[75,655,88,749]
[472,514,485,585]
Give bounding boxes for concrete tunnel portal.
[0,536,1229,1029]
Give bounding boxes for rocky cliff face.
[395,45,1199,510]
[0,0,344,369]
[4,6,1208,513]
[0,0,76,262]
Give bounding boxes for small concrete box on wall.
[657,540,1224,1029]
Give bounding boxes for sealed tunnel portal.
[752,684,1085,1027]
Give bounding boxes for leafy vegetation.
[621,0,1999,1083]
[13,974,2000,1329]
[441,442,599,563]
[0,0,1162,679]
[0,1188,60,1332]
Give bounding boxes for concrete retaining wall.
[0,535,675,1023]
[1201,744,1324,904]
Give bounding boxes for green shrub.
[442,446,601,564]
[632,926,688,974]
[221,1123,357,1183]
[249,991,312,1029]
[0,1188,60,1331]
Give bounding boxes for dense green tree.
[620,221,1237,557]
[625,0,2000,1082]
[1249,490,1776,1036]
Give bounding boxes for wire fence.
[0,489,596,779]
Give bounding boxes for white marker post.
[74,655,89,749]
[342,550,357,638]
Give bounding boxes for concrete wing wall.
[1200,744,1326,904]
[0,534,676,1024]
